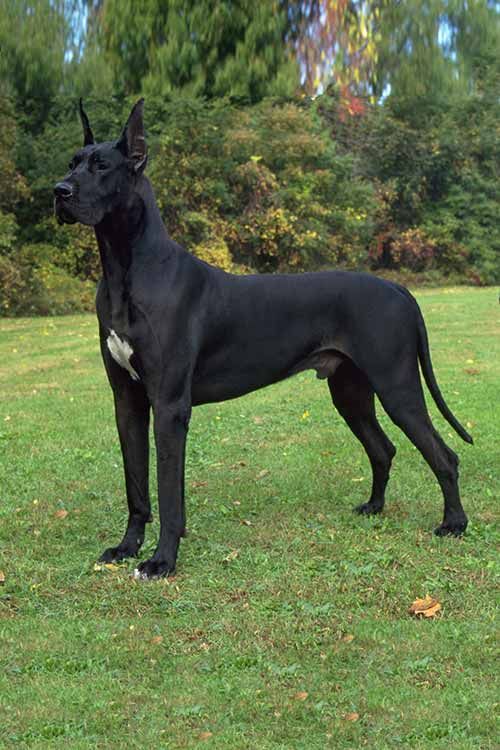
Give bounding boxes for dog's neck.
[95,176,167,333]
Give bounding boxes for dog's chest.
[106,329,139,381]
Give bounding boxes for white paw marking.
[107,329,139,381]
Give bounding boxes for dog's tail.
[414,301,473,444]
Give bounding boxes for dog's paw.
[133,557,175,580]
[99,543,139,563]
[434,517,468,537]
[354,501,383,516]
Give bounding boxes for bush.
[0,243,95,316]
[26,263,95,316]
[150,97,376,273]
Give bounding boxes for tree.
[375,0,500,108]
[98,0,299,100]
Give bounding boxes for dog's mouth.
[54,198,77,225]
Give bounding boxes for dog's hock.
[107,330,140,381]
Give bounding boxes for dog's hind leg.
[328,361,396,516]
[376,375,468,536]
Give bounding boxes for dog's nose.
[54,182,73,199]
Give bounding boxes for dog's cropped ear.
[79,99,95,146]
[116,98,147,174]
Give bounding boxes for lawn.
[0,287,498,749]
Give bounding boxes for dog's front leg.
[99,386,151,563]
[135,399,191,579]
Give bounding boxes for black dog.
[54,100,471,579]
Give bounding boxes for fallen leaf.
[0,570,5,585]
[294,691,308,701]
[151,635,163,645]
[198,731,213,740]
[301,410,310,419]
[191,481,208,488]
[54,509,68,519]
[409,595,442,618]
[241,519,252,526]
[464,368,480,375]
[256,469,269,480]
[253,416,264,424]
[344,712,359,722]
[342,634,355,643]
[104,563,120,571]
[223,549,239,563]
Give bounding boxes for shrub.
[0,243,95,316]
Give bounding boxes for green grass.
[0,287,498,749]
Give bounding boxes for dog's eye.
[96,160,109,171]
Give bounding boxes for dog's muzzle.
[54,182,77,224]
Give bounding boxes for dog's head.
[54,99,148,226]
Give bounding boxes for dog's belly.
[191,347,345,405]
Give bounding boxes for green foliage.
[149,97,375,273]
[0,1,498,316]
[0,241,95,316]
[373,0,500,108]
[0,0,69,130]
[322,85,500,283]
[100,0,299,100]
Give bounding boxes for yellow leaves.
[256,469,269,480]
[409,595,442,618]
[301,410,310,420]
[0,570,5,585]
[342,634,355,643]
[223,549,239,563]
[54,509,68,520]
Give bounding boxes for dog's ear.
[79,99,95,146]
[116,98,147,174]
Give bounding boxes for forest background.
[0,0,498,315]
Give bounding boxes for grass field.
[0,287,498,749]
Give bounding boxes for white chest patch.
[106,329,140,381]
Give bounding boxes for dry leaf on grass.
[198,731,213,740]
[54,509,68,519]
[223,549,239,563]
[256,469,269,480]
[342,634,355,643]
[294,691,308,701]
[93,562,121,572]
[151,635,163,645]
[0,570,5,585]
[344,712,359,722]
[409,595,442,618]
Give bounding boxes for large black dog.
[54,100,471,579]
